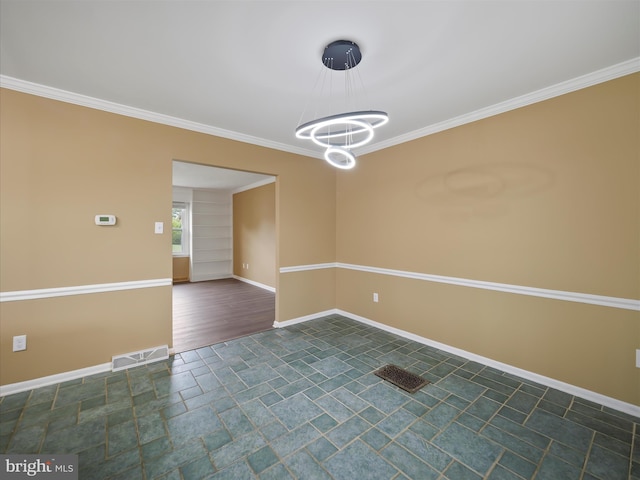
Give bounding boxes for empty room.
[0,1,638,479]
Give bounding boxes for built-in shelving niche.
[190,189,233,281]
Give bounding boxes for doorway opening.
[171,160,277,353]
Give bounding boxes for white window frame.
[172,202,190,256]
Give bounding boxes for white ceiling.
[172,161,273,191]
[1,1,639,187]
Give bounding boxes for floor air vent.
[112,345,169,372]
[374,364,430,393]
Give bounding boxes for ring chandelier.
[295,40,389,169]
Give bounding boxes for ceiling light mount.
[322,39,362,70]
[295,39,388,170]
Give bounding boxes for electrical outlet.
[373,293,379,303]
[13,335,27,352]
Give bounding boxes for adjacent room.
[0,2,638,479]
[171,161,276,352]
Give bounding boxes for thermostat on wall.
[95,215,116,226]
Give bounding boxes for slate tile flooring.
[1,315,638,479]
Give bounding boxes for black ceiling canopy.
[322,40,362,71]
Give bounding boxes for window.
[172,202,189,255]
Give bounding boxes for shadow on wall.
[415,163,554,221]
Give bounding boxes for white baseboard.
[273,309,339,328]
[4,310,637,417]
[233,275,276,293]
[0,363,112,397]
[189,273,233,283]
[275,309,640,417]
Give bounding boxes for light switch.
[13,335,27,352]
[154,222,163,234]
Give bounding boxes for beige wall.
[233,183,276,288]
[172,257,190,283]
[0,88,336,385]
[0,288,172,382]
[279,269,336,321]
[336,73,640,405]
[1,74,638,406]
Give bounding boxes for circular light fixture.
[309,118,374,149]
[295,40,389,169]
[296,111,388,142]
[324,147,356,169]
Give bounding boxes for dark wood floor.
[172,278,275,353]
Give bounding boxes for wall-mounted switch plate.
[373,293,379,303]
[13,335,27,352]
[636,349,640,368]
[154,222,163,234]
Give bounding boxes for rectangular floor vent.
[374,364,430,393]
[112,345,169,372]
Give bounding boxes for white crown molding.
[360,57,640,155]
[279,262,640,311]
[3,57,638,160]
[0,75,318,159]
[231,177,276,195]
[0,278,172,302]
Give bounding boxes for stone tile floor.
[1,315,638,479]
